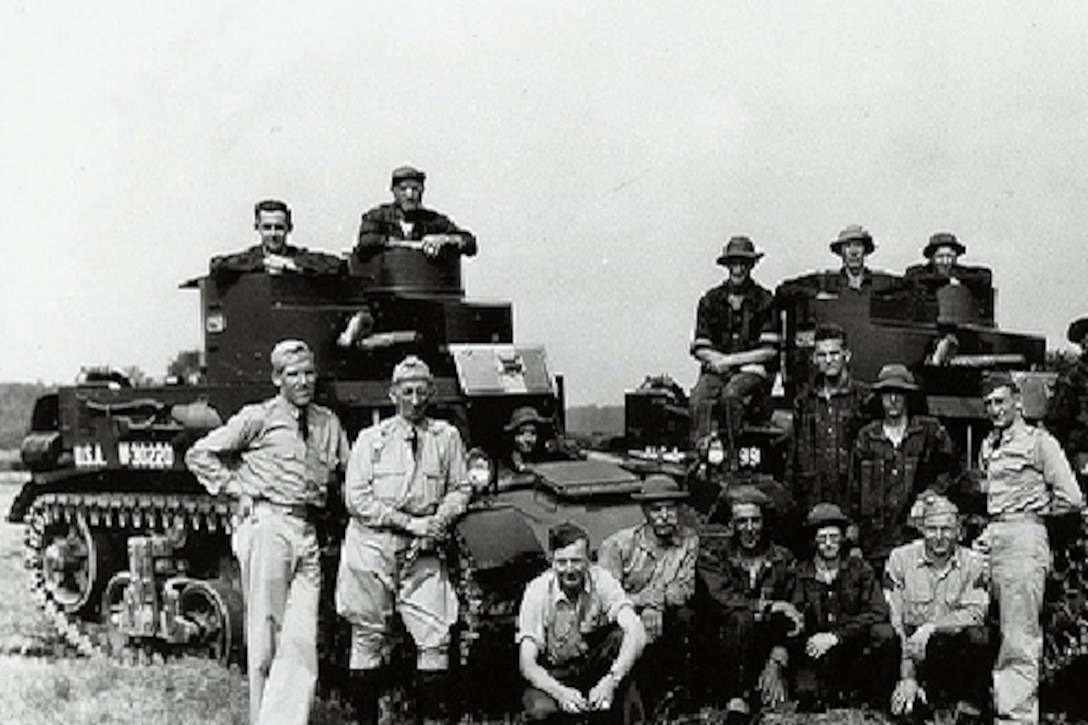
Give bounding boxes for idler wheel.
[178,579,243,665]
[40,516,110,614]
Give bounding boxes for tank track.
[23,490,234,663]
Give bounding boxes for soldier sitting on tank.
[209,199,344,276]
[852,364,961,575]
[904,232,992,300]
[598,475,698,707]
[695,485,803,721]
[504,406,555,474]
[788,503,893,711]
[354,165,477,262]
[517,521,647,724]
[1045,315,1088,473]
[885,493,992,722]
[784,323,873,553]
[689,236,780,447]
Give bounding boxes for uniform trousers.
[990,519,1049,724]
[689,370,766,444]
[234,505,321,725]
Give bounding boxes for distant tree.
[167,350,203,384]
[0,382,55,449]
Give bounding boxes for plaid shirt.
[790,556,887,646]
[597,523,698,611]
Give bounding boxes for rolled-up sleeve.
[185,407,262,497]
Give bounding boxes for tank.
[7,244,647,711]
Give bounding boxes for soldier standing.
[186,340,350,725]
[978,372,1084,724]
[688,236,780,445]
[335,355,473,725]
[1044,315,1088,472]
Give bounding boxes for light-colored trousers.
[989,518,1049,725]
[234,508,321,725]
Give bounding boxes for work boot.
[349,669,382,725]
[416,670,452,725]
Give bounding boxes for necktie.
[298,407,309,442]
[410,426,419,458]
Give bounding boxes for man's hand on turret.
[421,234,461,258]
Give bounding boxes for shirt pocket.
[372,460,407,501]
[902,575,935,625]
[419,461,446,510]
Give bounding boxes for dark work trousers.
[522,626,627,725]
[792,622,897,709]
[690,370,767,445]
[699,606,790,706]
[916,626,993,709]
[632,607,695,712]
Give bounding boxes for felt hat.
[503,406,551,433]
[1067,317,1088,344]
[631,474,689,502]
[804,502,851,530]
[829,224,875,255]
[922,231,966,258]
[726,484,772,508]
[871,363,919,392]
[715,236,764,266]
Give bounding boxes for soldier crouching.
[788,503,895,710]
[517,522,647,724]
[695,485,802,721]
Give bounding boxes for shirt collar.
[549,568,592,605]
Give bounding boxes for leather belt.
[254,499,317,520]
[990,511,1044,523]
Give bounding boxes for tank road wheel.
[178,579,244,665]
[39,514,112,615]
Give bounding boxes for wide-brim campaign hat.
[829,224,875,255]
[503,406,552,433]
[804,502,851,530]
[922,231,967,258]
[1067,317,1088,344]
[716,236,764,266]
[871,363,919,392]
[631,474,690,502]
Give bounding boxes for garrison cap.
[916,491,959,520]
[391,165,426,186]
[716,236,764,266]
[805,502,851,530]
[981,370,1018,397]
[504,406,551,433]
[1067,317,1088,344]
[871,363,919,392]
[923,232,966,258]
[631,474,689,502]
[270,339,313,373]
[391,355,433,384]
[830,224,875,255]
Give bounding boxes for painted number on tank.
[118,441,175,469]
[738,446,762,468]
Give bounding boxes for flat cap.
[871,363,919,392]
[727,484,771,508]
[805,502,851,529]
[631,474,689,502]
[391,355,433,384]
[716,236,764,266]
[1067,317,1088,344]
[270,339,313,372]
[981,371,1018,397]
[391,165,426,185]
[923,232,966,258]
[829,224,875,255]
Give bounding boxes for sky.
[3,2,1087,405]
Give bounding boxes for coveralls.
[186,396,349,725]
[980,419,1083,724]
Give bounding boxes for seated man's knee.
[522,688,560,722]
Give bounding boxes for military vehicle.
[8,244,647,719]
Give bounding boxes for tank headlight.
[205,311,225,334]
[466,449,493,492]
[707,436,726,466]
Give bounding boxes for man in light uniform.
[336,355,472,725]
[517,522,647,723]
[979,371,1084,724]
[186,340,350,725]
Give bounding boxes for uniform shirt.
[790,556,887,646]
[696,531,795,614]
[853,415,960,561]
[979,418,1083,517]
[344,415,472,531]
[597,523,698,611]
[883,540,989,637]
[355,203,477,260]
[1045,353,1088,456]
[516,564,633,668]
[788,375,872,512]
[690,278,780,375]
[209,243,343,276]
[185,396,349,507]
